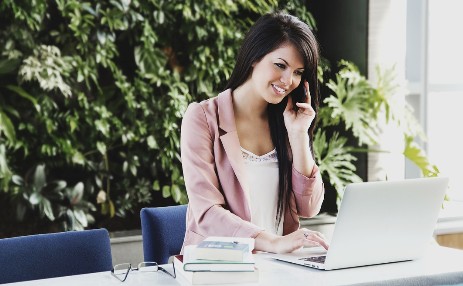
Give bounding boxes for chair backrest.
[140,205,187,264]
[0,228,113,284]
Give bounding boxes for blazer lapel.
[217,90,251,219]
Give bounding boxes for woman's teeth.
[272,84,286,94]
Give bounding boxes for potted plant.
[313,60,439,211]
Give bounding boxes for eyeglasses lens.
[138,262,159,272]
[113,263,131,275]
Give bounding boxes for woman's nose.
[280,71,293,86]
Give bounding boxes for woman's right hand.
[255,228,329,254]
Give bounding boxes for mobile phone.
[291,80,307,111]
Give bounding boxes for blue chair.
[140,205,187,264]
[0,228,113,284]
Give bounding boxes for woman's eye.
[294,70,304,76]
[274,63,285,69]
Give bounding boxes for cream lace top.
[241,147,284,235]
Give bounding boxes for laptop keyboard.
[299,256,326,264]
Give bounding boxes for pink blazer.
[180,89,324,249]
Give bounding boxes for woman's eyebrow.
[277,58,304,71]
[277,58,289,65]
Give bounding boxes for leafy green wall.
[0,0,318,236]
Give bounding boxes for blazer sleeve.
[181,103,263,238]
[291,164,325,218]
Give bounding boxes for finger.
[305,81,311,104]
[301,233,322,247]
[295,103,315,116]
[295,102,311,110]
[302,230,329,250]
[303,240,322,248]
[307,235,329,250]
[304,235,329,250]
[310,230,325,240]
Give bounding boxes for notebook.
[273,177,449,270]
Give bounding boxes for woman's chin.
[266,95,286,105]
[264,92,285,104]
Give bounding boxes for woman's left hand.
[283,81,315,134]
[254,228,329,254]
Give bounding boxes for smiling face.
[249,43,305,104]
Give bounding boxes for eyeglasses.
[111,262,176,282]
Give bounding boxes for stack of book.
[174,237,259,285]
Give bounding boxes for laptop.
[273,177,449,270]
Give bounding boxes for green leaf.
[134,45,166,76]
[324,62,380,145]
[108,200,115,218]
[152,180,160,191]
[95,120,110,136]
[5,85,40,112]
[101,201,108,215]
[403,136,439,177]
[96,141,107,155]
[0,58,21,75]
[18,45,72,97]
[162,185,171,198]
[70,182,84,205]
[153,11,165,24]
[147,135,158,149]
[42,199,55,221]
[12,175,24,186]
[29,193,43,205]
[171,184,182,202]
[0,111,16,142]
[74,209,88,227]
[86,213,96,225]
[72,151,86,165]
[313,130,362,199]
[130,164,137,176]
[88,201,97,212]
[33,164,46,191]
[66,209,75,230]
[0,145,13,189]
[101,199,115,218]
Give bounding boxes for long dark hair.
[224,12,320,228]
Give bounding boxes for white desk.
[6,245,463,286]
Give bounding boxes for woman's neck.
[231,84,274,156]
[232,84,268,121]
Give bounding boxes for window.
[370,0,462,201]
[427,0,462,201]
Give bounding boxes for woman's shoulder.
[185,89,232,117]
[184,97,217,119]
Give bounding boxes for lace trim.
[241,147,278,163]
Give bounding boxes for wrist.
[287,131,309,141]
[287,132,311,154]
[255,231,279,253]
[273,236,285,254]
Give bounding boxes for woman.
[181,12,328,254]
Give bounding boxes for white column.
[367,0,408,181]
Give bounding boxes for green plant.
[11,164,95,230]
[314,61,439,203]
[0,0,317,234]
